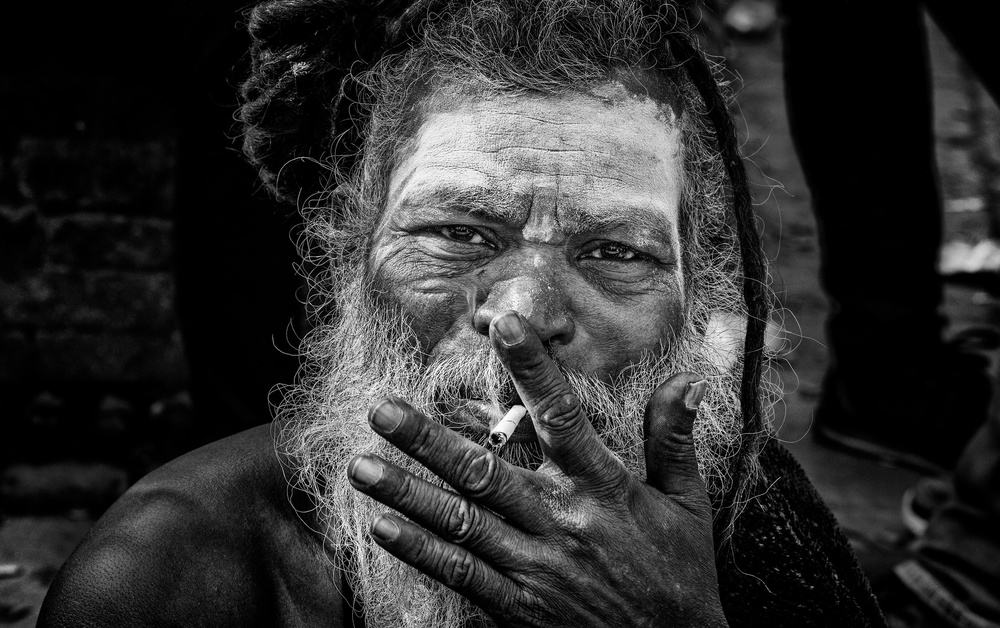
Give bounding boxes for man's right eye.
[437,225,489,245]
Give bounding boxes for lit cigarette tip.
[488,404,527,450]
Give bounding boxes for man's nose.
[473,275,576,347]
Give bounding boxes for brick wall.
[1,138,186,384]
[0,6,192,470]
[0,5,303,477]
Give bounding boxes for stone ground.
[2,11,1000,627]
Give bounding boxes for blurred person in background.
[780,1,1000,626]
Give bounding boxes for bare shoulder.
[38,424,348,627]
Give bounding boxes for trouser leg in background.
[780,0,991,472]
[889,2,1000,624]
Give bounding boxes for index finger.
[365,397,546,526]
[490,311,625,482]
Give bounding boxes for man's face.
[368,85,686,430]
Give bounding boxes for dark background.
[0,1,728,513]
[4,2,1000,625]
[0,3,303,511]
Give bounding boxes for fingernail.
[349,457,383,487]
[685,380,708,410]
[371,516,399,541]
[495,312,526,346]
[370,400,403,433]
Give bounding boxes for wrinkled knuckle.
[407,419,440,457]
[444,498,477,544]
[455,449,497,497]
[389,473,420,509]
[537,393,584,433]
[411,532,438,565]
[440,549,477,589]
[512,347,550,376]
[654,430,696,457]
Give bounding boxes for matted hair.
[239,0,770,544]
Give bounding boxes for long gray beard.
[275,266,752,628]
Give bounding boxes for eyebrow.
[394,185,524,224]
[571,209,674,241]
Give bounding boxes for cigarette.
[489,405,527,450]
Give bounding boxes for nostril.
[472,309,493,337]
[541,315,575,347]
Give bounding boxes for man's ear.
[701,309,789,372]
[702,310,746,372]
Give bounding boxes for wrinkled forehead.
[385,81,684,230]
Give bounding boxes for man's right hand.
[348,311,728,627]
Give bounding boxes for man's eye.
[582,242,639,261]
[439,225,487,245]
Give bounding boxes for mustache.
[421,338,518,408]
[420,332,665,415]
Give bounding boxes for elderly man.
[39,0,884,626]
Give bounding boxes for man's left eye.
[581,242,640,261]
[438,225,488,245]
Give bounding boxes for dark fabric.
[780,0,945,418]
[779,0,995,447]
[719,439,886,627]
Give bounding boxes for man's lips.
[447,399,538,444]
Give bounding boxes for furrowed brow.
[395,185,524,223]
[571,205,676,242]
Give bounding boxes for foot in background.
[812,333,995,475]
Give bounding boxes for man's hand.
[347,311,729,627]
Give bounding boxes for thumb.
[643,372,708,497]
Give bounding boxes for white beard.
[275,265,751,628]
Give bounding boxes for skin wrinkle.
[404,93,673,165]
[388,166,661,236]
[503,166,643,184]
[524,185,560,244]
[477,130,631,164]
[450,498,477,543]
[456,448,496,497]
[375,86,681,372]
[369,255,468,347]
